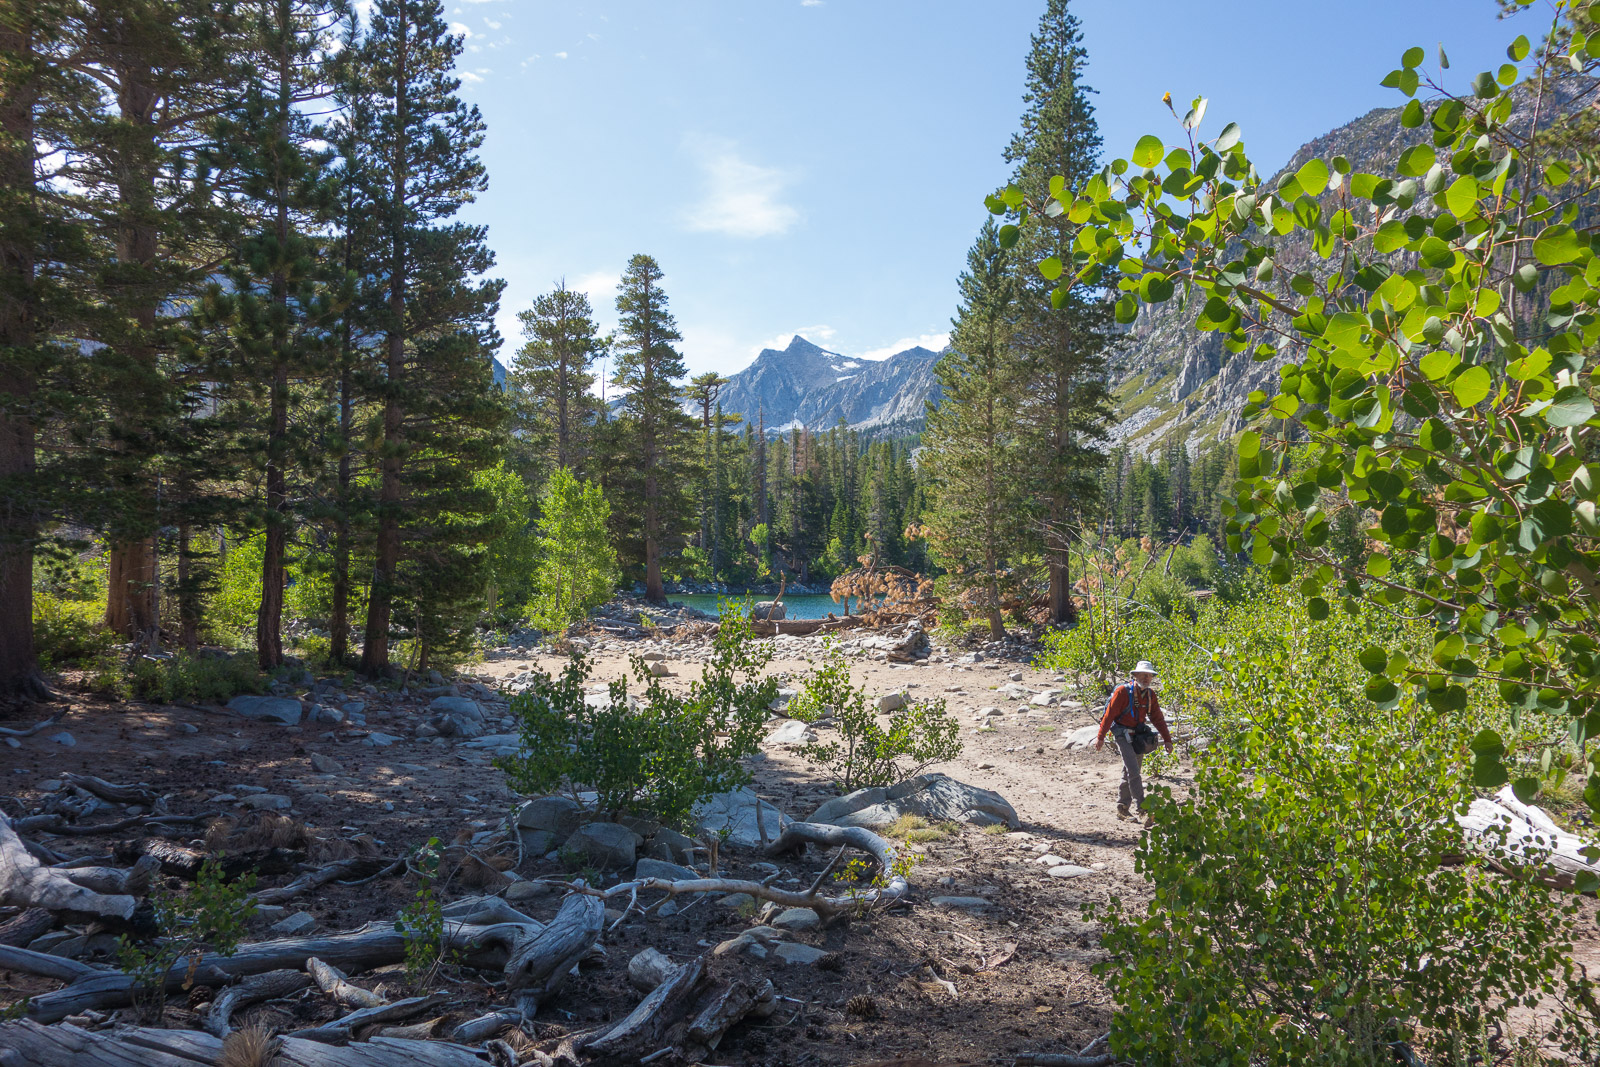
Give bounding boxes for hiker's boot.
[1116,803,1131,819]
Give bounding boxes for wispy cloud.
[801,0,824,6]
[449,21,473,37]
[851,332,950,361]
[681,136,800,239]
[753,325,837,353]
[460,69,484,83]
[554,50,568,59]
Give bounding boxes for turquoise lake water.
[666,593,874,620]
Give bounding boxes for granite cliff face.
[713,335,943,434]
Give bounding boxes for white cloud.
[460,69,484,83]
[554,50,568,59]
[484,18,501,29]
[449,21,473,37]
[751,325,837,353]
[570,270,621,305]
[801,0,824,6]
[681,136,800,239]
[850,332,950,361]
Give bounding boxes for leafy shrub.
[209,533,265,642]
[111,653,266,704]
[33,591,115,669]
[117,858,256,1023]
[790,640,961,791]
[1093,707,1593,1064]
[497,602,776,825]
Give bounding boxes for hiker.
[1095,660,1174,819]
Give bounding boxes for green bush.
[528,468,616,634]
[117,857,256,1023]
[33,591,115,669]
[497,602,776,825]
[115,653,266,704]
[1094,706,1593,1064]
[790,639,962,791]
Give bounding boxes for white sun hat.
[1133,660,1158,675]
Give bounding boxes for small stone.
[364,732,400,747]
[505,881,556,903]
[37,780,63,792]
[635,858,698,882]
[771,907,821,932]
[179,722,199,735]
[766,720,816,745]
[1047,865,1094,880]
[931,896,994,910]
[297,792,332,805]
[227,695,304,726]
[381,801,395,813]
[253,904,288,924]
[877,693,906,713]
[1008,672,1023,682]
[566,822,641,869]
[415,723,440,738]
[209,793,238,803]
[310,704,344,725]
[269,911,316,936]
[648,662,671,677]
[232,785,267,795]
[241,793,292,812]
[773,942,829,966]
[340,701,366,717]
[1033,854,1068,866]
[429,696,483,722]
[310,753,343,774]
[49,731,76,747]
[719,893,755,910]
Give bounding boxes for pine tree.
[205,0,345,668]
[924,218,1027,637]
[610,254,693,604]
[684,370,729,564]
[1003,0,1117,626]
[352,0,506,673]
[510,280,603,479]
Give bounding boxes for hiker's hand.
[1165,740,1175,755]
[1094,738,1103,751]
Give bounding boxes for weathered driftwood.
[114,838,300,882]
[202,967,312,1038]
[582,820,908,927]
[627,946,676,992]
[0,906,53,947]
[1456,785,1600,890]
[578,955,705,1063]
[25,918,524,1022]
[14,811,217,837]
[0,717,54,738]
[1015,1055,1114,1067]
[46,854,159,898]
[251,855,396,906]
[306,955,387,1009]
[749,614,865,637]
[686,977,772,1047]
[59,774,161,809]
[494,891,604,995]
[0,1019,493,1066]
[0,813,139,919]
[289,992,452,1044]
[0,942,105,983]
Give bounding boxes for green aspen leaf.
[1439,45,1450,70]
[1577,500,1600,535]
[1237,430,1261,459]
[1307,596,1330,620]
[1470,728,1505,757]
[1418,417,1452,451]
[1419,350,1460,381]
[1472,70,1500,98]
[1358,646,1389,673]
[1470,510,1500,543]
[1545,386,1596,427]
[1001,185,1025,209]
[1547,159,1572,187]
[1511,776,1542,803]
[1141,273,1174,302]
[1050,285,1068,309]
[1445,175,1478,217]
[998,224,1020,250]
[1497,63,1520,86]
[1039,256,1063,281]
[1132,135,1165,168]
[1296,158,1330,196]
[1182,96,1208,130]
[1373,219,1410,253]
[1367,553,1392,577]
[1534,223,1589,265]
[1473,753,1510,788]
[1323,312,1365,351]
[1401,99,1425,128]
[1115,294,1138,324]
[1419,237,1456,269]
[1402,45,1425,69]
[984,194,1007,215]
[1398,144,1436,177]
[1509,34,1530,62]
[1049,175,1066,198]
[1451,365,1493,407]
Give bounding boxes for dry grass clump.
[219,1025,279,1067]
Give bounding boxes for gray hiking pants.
[1112,729,1146,809]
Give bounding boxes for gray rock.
[751,600,787,622]
[766,719,816,745]
[1030,690,1061,707]
[27,931,75,954]
[505,880,557,903]
[648,827,696,865]
[228,695,304,725]
[1047,865,1094,879]
[691,787,789,849]
[179,722,199,735]
[240,793,292,812]
[771,907,821,932]
[309,704,344,725]
[429,696,484,722]
[48,731,76,747]
[517,828,558,855]
[449,716,485,739]
[635,858,698,882]
[809,773,1019,830]
[718,893,755,910]
[931,896,994,910]
[566,822,641,869]
[1057,724,1101,751]
[877,692,906,713]
[364,732,400,747]
[310,752,343,774]
[773,943,829,965]
[415,723,440,738]
[253,904,289,924]
[340,701,366,716]
[516,795,584,840]
[648,661,671,677]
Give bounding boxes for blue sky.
[447,1,1524,376]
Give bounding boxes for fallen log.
[1456,785,1600,890]
[46,854,159,898]
[0,1018,494,1066]
[686,977,772,1048]
[749,614,866,637]
[203,967,312,1038]
[251,855,396,906]
[114,839,301,882]
[0,942,105,983]
[307,956,387,1009]
[14,811,217,837]
[289,991,452,1044]
[1015,1055,1114,1067]
[0,812,139,919]
[0,907,53,947]
[0,717,55,739]
[578,955,705,1064]
[60,774,161,810]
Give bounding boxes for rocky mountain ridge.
[711,335,943,435]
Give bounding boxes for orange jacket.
[1096,682,1171,746]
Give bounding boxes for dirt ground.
[3,631,1595,1065]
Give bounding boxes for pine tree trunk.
[257,361,287,669]
[177,523,198,653]
[0,18,45,699]
[330,365,352,665]
[105,538,159,641]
